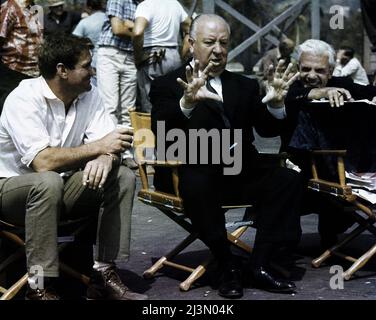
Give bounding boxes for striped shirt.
[0,0,43,77]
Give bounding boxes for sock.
[93,261,115,272]
[28,276,56,289]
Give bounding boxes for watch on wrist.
[104,152,118,163]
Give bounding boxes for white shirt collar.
[40,76,89,103]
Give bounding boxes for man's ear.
[328,66,334,79]
[188,37,195,54]
[56,63,68,79]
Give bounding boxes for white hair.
[297,39,336,67]
[189,14,231,39]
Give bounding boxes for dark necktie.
[206,77,231,128]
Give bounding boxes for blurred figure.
[96,0,138,169]
[0,0,43,110]
[333,46,369,85]
[132,0,191,112]
[44,0,81,35]
[73,0,106,85]
[253,37,296,83]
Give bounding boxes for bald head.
[188,14,231,77]
[189,14,231,40]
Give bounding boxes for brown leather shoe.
[25,285,60,300]
[87,267,148,300]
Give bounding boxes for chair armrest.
[311,150,347,156]
[308,178,356,201]
[139,160,182,167]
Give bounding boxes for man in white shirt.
[333,46,369,85]
[133,0,191,112]
[0,34,147,300]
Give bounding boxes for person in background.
[253,37,296,86]
[96,0,139,169]
[44,0,81,36]
[0,0,43,110]
[333,46,370,86]
[73,0,106,86]
[132,0,191,113]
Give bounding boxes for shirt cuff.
[179,98,195,118]
[21,140,50,167]
[267,105,286,119]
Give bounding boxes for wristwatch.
[104,152,119,164]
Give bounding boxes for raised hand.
[262,60,300,108]
[177,60,222,108]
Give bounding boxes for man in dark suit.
[284,39,376,248]
[283,39,376,152]
[150,14,303,299]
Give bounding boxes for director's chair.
[289,101,376,280]
[130,111,287,291]
[0,216,91,300]
[309,150,376,279]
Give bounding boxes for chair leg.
[343,243,376,280]
[179,257,211,292]
[144,226,252,291]
[143,232,198,279]
[0,273,28,300]
[227,226,252,253]
[178,227,252,291]
[312,223,367,268]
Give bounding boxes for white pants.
[97,47,137,127]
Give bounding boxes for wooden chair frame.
[308,150,376,279]
[130,111,289,291]
[0,218,91,300]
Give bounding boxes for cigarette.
[229,143,238,150]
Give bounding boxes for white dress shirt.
[0,77,115,177]
[333,57,369,86]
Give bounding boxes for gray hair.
[189,14,231,39]
[297,39,336,67]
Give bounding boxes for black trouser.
[179,166,305,269]
[0,63,31,112]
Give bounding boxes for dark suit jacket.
[150,64,286,192]
[282,76,376,151]
[285,77,376,177]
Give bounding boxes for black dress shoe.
[218,268,243,299]
[250,266,296,294]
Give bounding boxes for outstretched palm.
[177,60,222,107]
[262,60,300,107]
